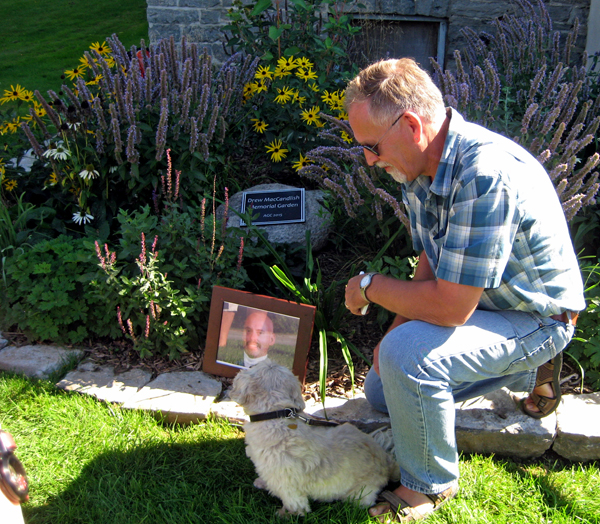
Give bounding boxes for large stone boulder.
[217,183,332,251]
[553,392,600,462]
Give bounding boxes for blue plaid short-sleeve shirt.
[402,109,585,316]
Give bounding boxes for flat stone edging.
[1,344,599,461]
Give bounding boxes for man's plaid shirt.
[402,109,585,316]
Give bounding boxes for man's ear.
[404,111,424,143]
[269,333,276,346]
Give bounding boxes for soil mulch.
[1,243,594,397]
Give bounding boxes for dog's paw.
[253,477,268,490]
[277,507,306,518]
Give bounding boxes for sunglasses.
[361,112,405,157]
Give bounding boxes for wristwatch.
[359,272,378,303]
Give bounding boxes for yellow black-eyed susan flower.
[265,139,288,162]
[64,66,87,81]
[295,57,314,69]
[251,119,268,134]
[300,106,321,126]
[274,86,293,105]
[0,84,26,104]
[90,41,111,55]
[255,65,274,81]
[292,154,312,172]
[295,67,318,82]
[2,179,17,192]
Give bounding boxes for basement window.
[349,16,447,72]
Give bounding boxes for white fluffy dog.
[229,359,400,516]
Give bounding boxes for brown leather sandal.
[369,484,458,523]
[521,352,563,419]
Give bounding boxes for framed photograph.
[202,286,316,383]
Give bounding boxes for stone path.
[1,341,599,462]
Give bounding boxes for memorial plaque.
[240,188,305,226]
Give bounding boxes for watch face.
[360,274,371,288]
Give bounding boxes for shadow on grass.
[462,450,600,523]
[23,437,369,524]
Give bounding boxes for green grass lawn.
[0,0,148,97]
[1,371,599,524]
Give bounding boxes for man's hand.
[344,274,371,316]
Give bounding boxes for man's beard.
[377,161,408,184]
[245,342,263,357]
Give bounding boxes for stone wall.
[146,0,591,67]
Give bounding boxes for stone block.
[0,337,8,350]
[553,393,600,462]
[455,389,555,458]
[147,7,200,24]
[0,345,84,379]
[146,0,180,6]
[304,394,391,432]
[149,25,182,45]
[56,360,152,404]
[217,183,333,251]
[181,0,220,7]
[380,0,416,15]
[209,399,249,425]
[122,371,222,424]
[201,9,224,24]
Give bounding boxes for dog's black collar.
[249,407,339,426]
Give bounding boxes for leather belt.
[550,310,578,326]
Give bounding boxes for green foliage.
[90,196,269,359]
[1,235,107,344]
[223,0,361,171]
[361,231,418,329]
[11,35,259,236]
[259,230,367,404]
[568,259,600,390]
[571,203,600,259]
[431,0,599,221]
[0,194,54,258]
[224,0,361,72]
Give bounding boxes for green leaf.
[284,46,302,56]
[250,0,272,17]
[268,25,284,41]
[290,0,309,10]
[33,262,52,275]
[318,328,328,407]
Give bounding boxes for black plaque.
[240,188,305,226]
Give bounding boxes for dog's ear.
[229,370,250,406]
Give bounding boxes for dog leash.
[249,407,340,427]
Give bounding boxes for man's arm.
[366,252,445,374]
[346,251,483,327]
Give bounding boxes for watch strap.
[359,272,377,303]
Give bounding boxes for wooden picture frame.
[202,286,316,383]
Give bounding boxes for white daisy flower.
[43,143,71,160]
[72,211,94,225]
[79,167,99,179]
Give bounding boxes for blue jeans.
[364,309,575,494]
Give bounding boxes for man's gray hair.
[345,58,446,126]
